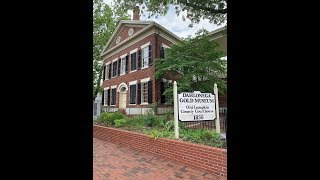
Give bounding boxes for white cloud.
[103,0,226,38]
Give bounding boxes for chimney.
[132,6,140,20]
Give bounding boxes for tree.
[93,0,130,99]
[113,0,227,26]
[155,29,227,103]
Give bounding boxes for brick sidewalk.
[94,138,226,180]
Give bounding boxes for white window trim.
[105,62,111,66]
[140,77,150,83]
[111,85,117,89]
[140,81,149,105]
[112,58,118,63]
[129,80,137,85]
[130,48,138,54]
[162,43,170,49]
[103,87,110,90]
[140,42,150,49]
[120,53,127,59]
[130,70,137,73]
[141,66,148,70]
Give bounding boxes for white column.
[214,83,220,133]
[173,81,179,139]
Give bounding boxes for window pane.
[142,47,149,68]
[141,82,148,103]
[121,58,126,75]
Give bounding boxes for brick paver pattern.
[94,138,226,180]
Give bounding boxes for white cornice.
[101,21,181,58]
[102,29,180,61]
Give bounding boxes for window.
[138,78,152,105]
[111,88,116,105]
[130,52,136,71]
[141,82,148,103]
[141,47,149,68]
[129,84,136,104]
[120,57,126,75]
[112,61,117,77]
[160,44,169,59]
[137,43,152,70]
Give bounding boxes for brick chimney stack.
[132,6,140,20]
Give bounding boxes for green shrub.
[149,129,174,140]
[127,115,144,128]
[179,129,224,148]
[114,118,128,127]
[142,114,167,127]
[98,112,124,125]
[164,120,174,131]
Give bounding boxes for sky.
[104,0,226,38]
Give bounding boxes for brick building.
[100,6,227,115]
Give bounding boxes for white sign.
[178,91,216,121]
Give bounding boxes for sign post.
[214,83,220,133]
[173,81,179,139]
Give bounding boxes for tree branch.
[186,3,227,14]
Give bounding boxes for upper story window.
[120,57,126,75]
[119,54,128,75]
[142,47,149,68]
[138,42,152,70]
[160,44,169,59]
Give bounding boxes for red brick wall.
[109,26,144,49]
[93,125,227,178]
[102,33,178,108]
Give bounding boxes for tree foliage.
[113,0,227,26]
[93,0,130,99]
[155,29,227,102]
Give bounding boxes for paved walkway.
[94,138,226,180]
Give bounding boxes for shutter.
[102,65,106,81]
[138,49,141,70]
[108,64,111,79]
[125,55,128,73]
[107,89,110,106]
[130,53,136,71]
[160,47,164,59]
[148,44,152,66]
[148,80,153,103]
[129,85,133,104]
[101,90,104,105]
[117,59,121,76]
[112,62,116,77]
[160,82,165,103]
[137,83,141,104]
[130,84,136,104]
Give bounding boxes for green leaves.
[93,0,130,99]
[155,29,227,102]
[113,0,227,26]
